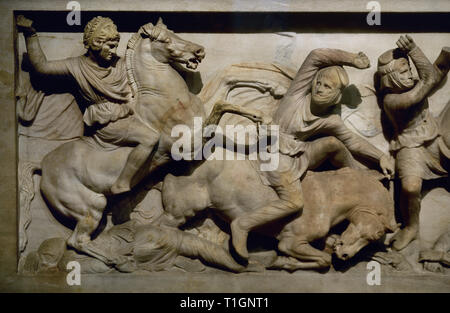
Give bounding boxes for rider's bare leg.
[306,136,359,170]
[111,145,155,194]
[109,119,160,194]
[231,172,303,259]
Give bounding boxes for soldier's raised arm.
[288,48,370,98]
[383,35,439,110]
[17,15,71,76]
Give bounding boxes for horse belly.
[303,170,368,209]
[162,162,216,222]
[287,170,367,234]
[302,169,392,225]
[42,140,131,196]
[209,159,278,220]
[83,147,132,192]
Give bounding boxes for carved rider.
[231,48,395,259]
[17,15,160,194]
[377,35,449,250]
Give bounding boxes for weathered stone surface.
[1,0,449,293]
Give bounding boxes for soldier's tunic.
[382,47,448,180]
[263,48,384,186]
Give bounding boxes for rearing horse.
[38,18,266,265]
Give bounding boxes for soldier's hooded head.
[377,48,415,93]
[311,65,349,110]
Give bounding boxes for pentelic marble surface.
[0,0,449,292]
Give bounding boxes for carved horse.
[38,19,266,265]
[158,159,398,270]
[140,62,398,270]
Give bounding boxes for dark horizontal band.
[14,11,450,33]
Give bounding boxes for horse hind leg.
[64,190,123,265]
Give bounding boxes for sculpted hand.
[396,35,417,52]
[16,15,36,34]
[353,52,370,69]
[379,154,395,179]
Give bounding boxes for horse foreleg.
[204,100,270,128]
[269,255,327,271]
[278,237,332,269]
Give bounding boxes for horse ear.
[140,23,154,38]
[156,17,167,29]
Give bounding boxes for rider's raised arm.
[287,49,362,97]
[23,29,71,77]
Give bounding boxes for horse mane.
[126,23,157,97]
[125,27,145,97]
[125,22,171,97]
[125,37,138,96]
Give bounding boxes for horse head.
[334,208,398,261]
[138,17,205,70]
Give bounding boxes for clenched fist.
[353,52,370,69]
[16,15,36,35]
[396,35,417,52]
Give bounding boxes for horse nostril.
[195,48,205,57]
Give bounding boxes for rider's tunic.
[265,49,385,185]
[27,51,158,148]
[33,55,133,128]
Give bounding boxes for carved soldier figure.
[17,15,160,194]
[377,35,449,250]
[231,48,395,259]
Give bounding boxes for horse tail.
[18,161,41,253]
[177,230,244,273]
